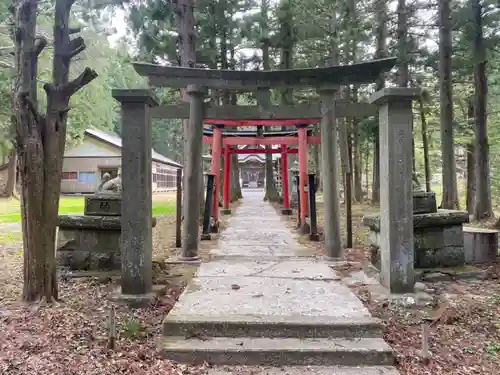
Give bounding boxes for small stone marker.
[84,194,121,216]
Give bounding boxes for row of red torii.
[111,56,422,305]
[204,118,320,228]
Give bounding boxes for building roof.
[85,128,182,168]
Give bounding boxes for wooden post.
[175,168,182,248]
[201,174,215,240]
[297,124,310,234]
[210,125,223,231]
[281,145,292,215]
[221,145,232,214]
[295,175,301,229]
[308,173,319,241]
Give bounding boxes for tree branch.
[61,67,98,97]
[34,36,48,57]
[62,36,86,60]
[68,27,81,35]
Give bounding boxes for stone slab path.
[161,190,399,374]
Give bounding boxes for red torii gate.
[204,119,320,231]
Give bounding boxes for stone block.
[464,227,499,264]
[414,226,464,249]
[57,227,121,271]
[415,246,465,268]
[367,223,466,269]
[84,194,122,216]
[413,192,437,214]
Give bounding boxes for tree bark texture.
[438,0,459,209]
[418,97,431,193]
[396,0,409,87]
[472,0,493,220]
[372,0,387,204]
[466,142,475,215]
[176,0,204,216]
[14,0,97,302]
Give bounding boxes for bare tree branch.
[63,36,86,60]
[60,67,98,97]
[34,36,48,57]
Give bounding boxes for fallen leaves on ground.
[338,248,500,375]
[0,216,210,375]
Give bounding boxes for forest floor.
[281,198,500,375]
[0,195,232,375]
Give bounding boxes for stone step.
[159,337,394,366]
[202,365,400,375]
[164,316,383,339]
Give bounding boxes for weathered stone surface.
[56,214,157,271]
[203,366,401,375]
[84,194,122,216]
[414,226,464,249]
[162,190,393,368]
[413,210,469,228]
[464,227,499,264]
[365,209,469,269]
[58,215,157,230]
[364,210,469,231]
[57,228,121,270]
[116,90,156,296]
[58,215,121,230]
[160,337,394,366]
[413,191,437,214]
[414,246,465,268]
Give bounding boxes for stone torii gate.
[111,57,421,303]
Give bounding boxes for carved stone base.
[364,210,470,269]
[56,215,156,271]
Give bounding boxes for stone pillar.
[319,91,342,258]
[112,89,158,297]
[182,84,207,261]
[369,87,421,293]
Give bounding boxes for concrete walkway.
[161,190,399,374]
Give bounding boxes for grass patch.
[0,196,176,224]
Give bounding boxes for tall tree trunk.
[177,0,203,215]
[418,97,431,192]
[439,0,459,209]
[396,0,409,87]
[471,0,492,220]
[352,87,362,201]
[372,0,387,204]
[229,47,242,200]
[260,0,279,202]
[466,142,475,215]
[278,0,296,194]
[14,0,97,302]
